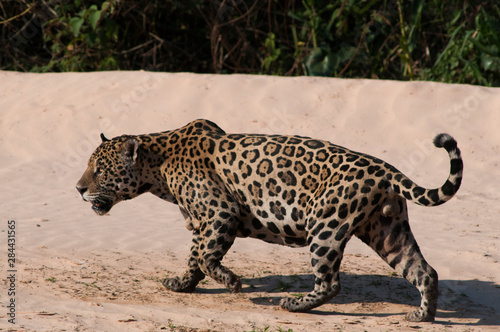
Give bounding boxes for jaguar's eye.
[94,167,104,177]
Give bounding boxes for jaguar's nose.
[76,185,87,196]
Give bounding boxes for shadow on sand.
[199,271,499,326]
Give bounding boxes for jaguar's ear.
[100,133,109,142]
[121,137,139,166]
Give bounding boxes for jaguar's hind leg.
[280,215,358,312]
[355,198,438,322]
[279,250,342,313]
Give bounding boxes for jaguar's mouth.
[90,198,113,216]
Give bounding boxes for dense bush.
[1,0,499,85]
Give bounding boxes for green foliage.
[42,1,119,71]
[261,32,283,74]
[1,0,499,85]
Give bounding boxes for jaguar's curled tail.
[391,133,463,206]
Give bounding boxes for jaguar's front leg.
[163,231,205,293]
[196,215,242,293]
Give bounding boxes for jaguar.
[76,119,462,322]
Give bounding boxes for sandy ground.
[1,71,499,331]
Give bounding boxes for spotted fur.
[76,119,463,322]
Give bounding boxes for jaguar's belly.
[236,210,308,248]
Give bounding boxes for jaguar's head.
[76,134,142,215]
